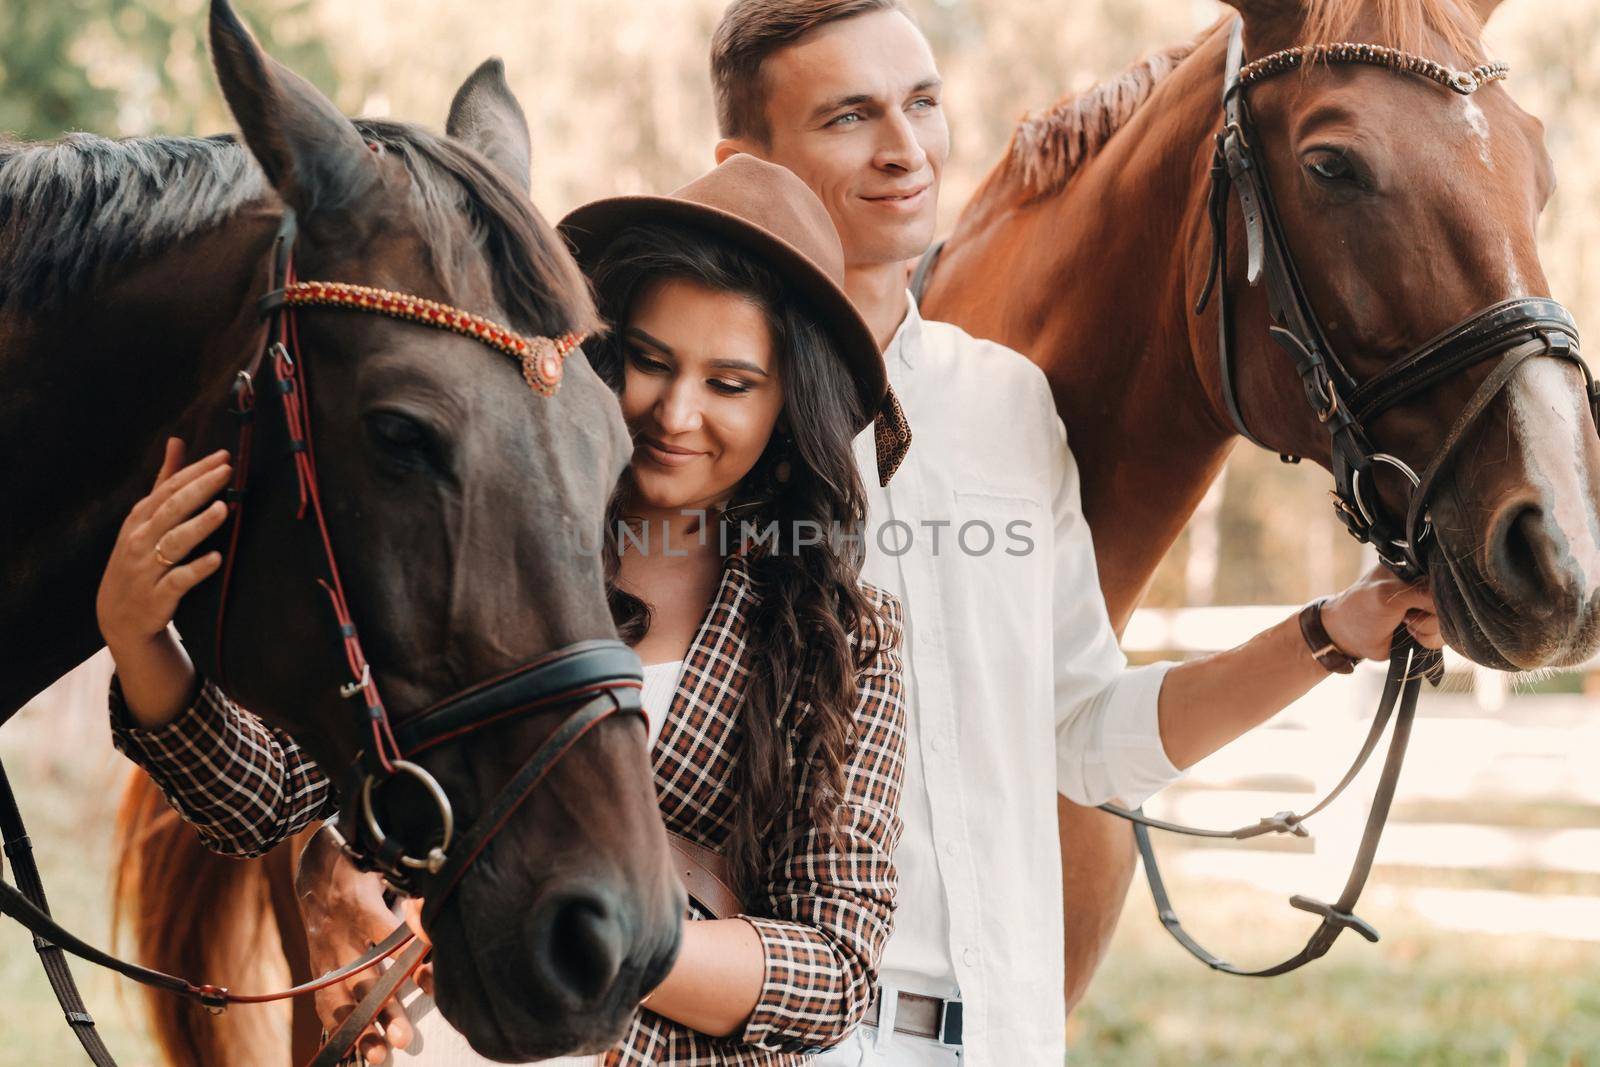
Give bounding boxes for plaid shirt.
[111,554,906,1063]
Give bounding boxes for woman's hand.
[97,438,231,650]
[96,438,232,728]
[296,827,421,1064]
[1319,562,1443,661]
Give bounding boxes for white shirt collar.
[884,289,924,369]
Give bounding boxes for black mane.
[0,120,597,338]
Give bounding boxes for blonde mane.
[1001,0,1485,201]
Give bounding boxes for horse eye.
[364,410,436,465]
[1306,151,1358,185]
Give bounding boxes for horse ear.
[1218,0,1302,18]
[446,59,533,195]
[209,0,378,224]
[1469,0,1506,25]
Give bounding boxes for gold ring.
[153,542,179,568]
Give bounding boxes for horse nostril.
[1489,501,1564,615]
[528,891,626,1006]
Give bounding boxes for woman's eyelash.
[627,347,668,371]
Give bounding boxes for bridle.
[225,210,645,907]
[1196,20,1596,579]
[1097,19,1598,978]
[1,208,649,1066]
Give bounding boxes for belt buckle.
[938,997,964,1047]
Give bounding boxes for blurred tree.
[0,0,335,140]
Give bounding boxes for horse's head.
[1205,0,1600,670]
[175,3,683,1057]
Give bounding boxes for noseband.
[215,209,645,912]
[1196,19,1597,581]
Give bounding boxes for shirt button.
[944,841,958,857]
[930,735,947,753]
[963,947,980,967]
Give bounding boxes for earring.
[771,432,792,486]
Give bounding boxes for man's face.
[752,9,948,269]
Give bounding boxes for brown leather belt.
[863,989,963,1046]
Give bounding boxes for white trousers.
[812,1025,963,1065]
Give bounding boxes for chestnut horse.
[2,2,680,1061]
[924,0,1600,1012]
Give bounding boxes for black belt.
[863,989,963,1046]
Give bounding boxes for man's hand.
[1320,563,1443,662]
[295,827,420,1064]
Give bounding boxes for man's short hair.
[711,0,911,144]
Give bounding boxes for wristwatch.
[1298,597,1362,674]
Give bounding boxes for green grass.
[1074,870,1600,1066]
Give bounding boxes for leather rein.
[0,208,648,1066]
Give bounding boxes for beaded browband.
[278,280,584,397]
[1239,42,1509,95]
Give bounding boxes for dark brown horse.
[922,0,1600,1013]
[2,2,680,1060]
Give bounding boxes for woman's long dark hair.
[587,221,886,898]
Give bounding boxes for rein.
[1,209,648,1066]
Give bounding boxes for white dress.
[383,660,684,1067]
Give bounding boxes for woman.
[97,155,912,1064]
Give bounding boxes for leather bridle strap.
[0,759,117,1066]
[1101,628,1432,976]
[307,938,432,1067]
[391,640,646,757]
[1402,334,1581,560]
[0,822,412,1008]
[416,688,637,930]
[909,238,947,305]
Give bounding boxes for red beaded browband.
[279,280,584,397]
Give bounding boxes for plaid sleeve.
[737,586,907,1053]
[109,674,336,858]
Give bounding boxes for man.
[707,2,1440,1063]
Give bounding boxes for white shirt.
[641,658,684,753]
[840,297,1182,1065]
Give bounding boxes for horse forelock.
[354,120,599,343]
[1298,0,1485,68]
[0,121,597,341]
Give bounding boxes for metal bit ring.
[360,760,454,874]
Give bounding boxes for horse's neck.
[0,209,280,720]
[931,31,1236,630]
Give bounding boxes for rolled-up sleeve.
[737,589,907,1053]
[1045,398,1184,808]
[110,675,335,857]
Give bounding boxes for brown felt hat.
[558,153,910,486]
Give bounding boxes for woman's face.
[618,276,786,514]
